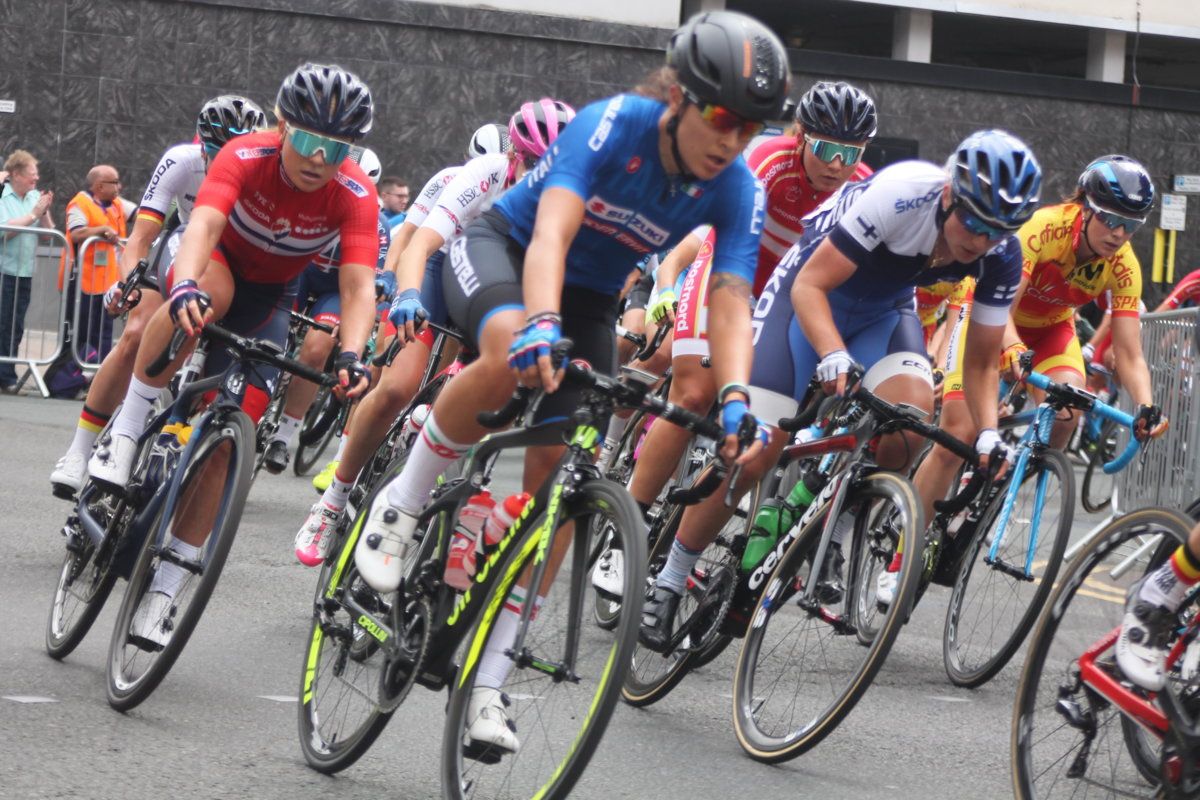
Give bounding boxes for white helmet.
[467,123,509,159]
[349,145,382,185]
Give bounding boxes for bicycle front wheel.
[442,478,647,800]
[732,471,924,763]
[1011,506,1193,800]
[106,411,255,711]
[45,489,123,659]
[944,448,1073,688]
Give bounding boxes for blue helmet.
[1078,155,1154,217]
[949,129,1042,231]
[276,63,373,140]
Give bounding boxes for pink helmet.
[508,98,576,161]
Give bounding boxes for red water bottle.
[482,492,532,548]
[444,491,495,591]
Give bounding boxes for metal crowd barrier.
[0,223,71,398]
[1066,307,1200,561]
[70,235,127,373]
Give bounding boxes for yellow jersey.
[1013,203,1141,328]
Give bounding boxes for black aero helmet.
[276,63,374,139]
[196,95,266,151]
[796,81,877,142]
[1078,155,1155,217]
[667,11,791,122]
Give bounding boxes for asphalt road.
[0,395,1120,800]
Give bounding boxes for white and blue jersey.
[495,94,765,296]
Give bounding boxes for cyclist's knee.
[670,374,715,415]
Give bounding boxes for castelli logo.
[626,156,642,174]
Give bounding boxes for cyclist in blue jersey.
[638,130,1043,650]
[354,10,789,752]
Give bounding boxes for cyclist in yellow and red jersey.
[594,83,877,595]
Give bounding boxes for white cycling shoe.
[354,500,418,593]
[295,503,341,567]
[51,451,87,497]
[129,590,174,651]
[590,547,624,598]
[88,435,138,489]
[1115,581,1175,692]
[875,570,899,609]
[465,687,520,753]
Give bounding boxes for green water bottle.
[740,472,825,571]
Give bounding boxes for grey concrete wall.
[2,0,1197,297]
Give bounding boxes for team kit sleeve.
[1105,246,1143,318]
[825,176,907,267]
[971,236,1023,326]
[540,96,626,201]
[137,144,189,225]
[193,142,248,217]
[425,156,506,242]
[707,176,764,285]
[405,167,457,229]
[1162,268,1200,310]
[335,193,383,269]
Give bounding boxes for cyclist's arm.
[522,186,583,318]
[1001,273,1030,350]
[962,317,1005,433]
[790,238,855,358]
[383,220,418,276]
[170,205,226,284]
[335,263,377,357]
[655,229,704,295]
[393,226,444,293]
[118,215,164,279]
[1111,314,1153,406]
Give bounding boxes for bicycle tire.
[293,385,344,476]
[45,492,123,659]
[105,411,256,711]
[943,448,1074,688]
[1080,419,1119,514]
[442,478,647,800]
[732,471,924,763]
[1011,506,1193,800]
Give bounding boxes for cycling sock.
[111,376,160,443]
[657,537,703,594]
[602,414,630,450]
[321,475,355,513]
[385,411,472,513]
[149,540,203,599]
[476,589,545,690]
[68,405,111,458]
[1140,544,1200,611]
[272,413,302,446]
[333,431,350,461]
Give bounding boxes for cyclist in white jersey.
[293,102,575,566]
[50,95,267,496]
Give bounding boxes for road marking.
[3,695,58,703]
[258,695,298,702]
[927,695,971,703]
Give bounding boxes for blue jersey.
[796,160,1021,326]
[495,94,765,296]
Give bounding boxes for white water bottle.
[444,491,495,591]
[946,470,975,537]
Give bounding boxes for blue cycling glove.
[721,399,769,446]
[388,288,428,330]
[508,313,562,372]
[375,270,397,301]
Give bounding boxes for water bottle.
[400,404,430,444]
[444,491,495,591]
[741,471,827,571]
[482,492,531,549]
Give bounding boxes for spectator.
[57,164,130,362]
[0,150,54,391]
[379,176,409,226]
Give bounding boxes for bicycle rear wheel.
[1011,507,1193,800]
[732,472,924,762]
[442,478,647,800]
[1080,420,1119,514]
[105,411,255,711]
[944,448,1073,688]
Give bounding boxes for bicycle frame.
[986,403,1056,579]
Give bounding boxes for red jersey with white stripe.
[1160,268,1200,310]
[195,130,380,284]
[745,135,872,294]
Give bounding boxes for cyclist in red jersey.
[87,63,380,648]
[600,82,877,594]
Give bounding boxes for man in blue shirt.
[0,149,55,390]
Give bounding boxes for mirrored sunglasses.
[1087,199,1144,234]
[286,125,353,165]
[684,90,764,138]
[803,134,866,166]
[955,205,1008,241]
